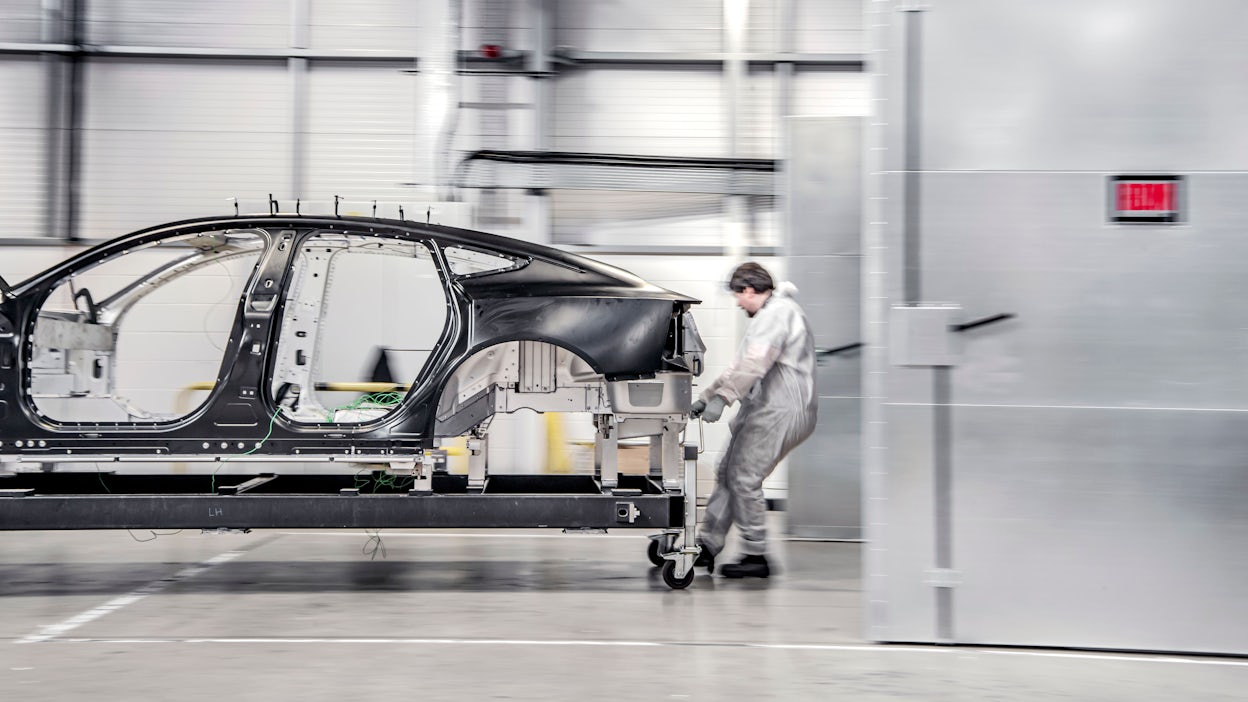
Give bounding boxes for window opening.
[442,245,520,276]
[29,229,267,423]
[270,232,448,424]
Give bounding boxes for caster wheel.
[661,560,695,590]
[647,539,666,567]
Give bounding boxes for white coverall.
[698,281,818,557]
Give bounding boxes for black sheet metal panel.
[0,494,684,530]
[0,215,700,460]
[0,473,683,530]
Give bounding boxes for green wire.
[353,466,415,493]
[211,407,282,493]
[325,391,405,422]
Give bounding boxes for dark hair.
[727,262,774,293]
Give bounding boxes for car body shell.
[0,215,703,462]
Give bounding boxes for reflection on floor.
[1,527,1244,701]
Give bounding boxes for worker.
[690,262,817,578]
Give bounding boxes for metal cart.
[0,441,702,589]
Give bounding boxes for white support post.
[661,420,683,491]
[467,435,487,492]
[594,414,618,492]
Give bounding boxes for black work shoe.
[720,554,770,579]
[693,543,715,574]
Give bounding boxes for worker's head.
[727,262,774,317]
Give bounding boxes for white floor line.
[273,532,839,544]
[44,637,1248,667]
[885,402,1248,413]
[275,532,655,539]
[15,550,246,645]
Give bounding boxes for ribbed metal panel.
[0,0,43,43]
[86,0,288,49]
[304,62,421,201]
[0,55,46,130]
[79,59,290,237]
[555,0,722,53]
[462,0,520,48]
[792,71,871,117]
[741,70,777,159]
[309,0,423,51]
[0,56,47,239]
[746,0,778,53]
[0,126,45,238]
[794,0,864,54]
[553,69,725,157]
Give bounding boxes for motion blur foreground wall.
[866,0,1248,654]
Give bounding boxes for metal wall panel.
[554,0,722,53]
[923,0,1248,171]
[951,406,1248,653]
[0,57,47,238]
[793,0,864,55]
[454,76,534,151]
[924,172,1248,411]
[792,71,870,118]
[785,117,863,539]
[0,0,42,42]
[746,0,778,53]
[305,62,421,201]
[740,69,777,159]
[876,399,941,643]
[461,0,530,48]
[79,59,290,237]
[789,381,861,539]
[309,0,424,50]
[789,256,860,347]
[917,172,1248,652]
[869,0,1248,654]
[87,0,288,49]
[552,69,725,157]
[787,117,861,255]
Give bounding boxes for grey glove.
[700,395,727,423]
[690,399,707,418]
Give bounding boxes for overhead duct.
[455,150,776,195]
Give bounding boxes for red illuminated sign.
[1109,175,1182,223]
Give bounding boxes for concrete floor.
[2,525,1247,701]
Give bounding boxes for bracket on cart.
[594,414,686,494]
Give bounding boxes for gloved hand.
[690,399,707,418]
[700,395,727,423]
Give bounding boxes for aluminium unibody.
[0,215,706,587]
